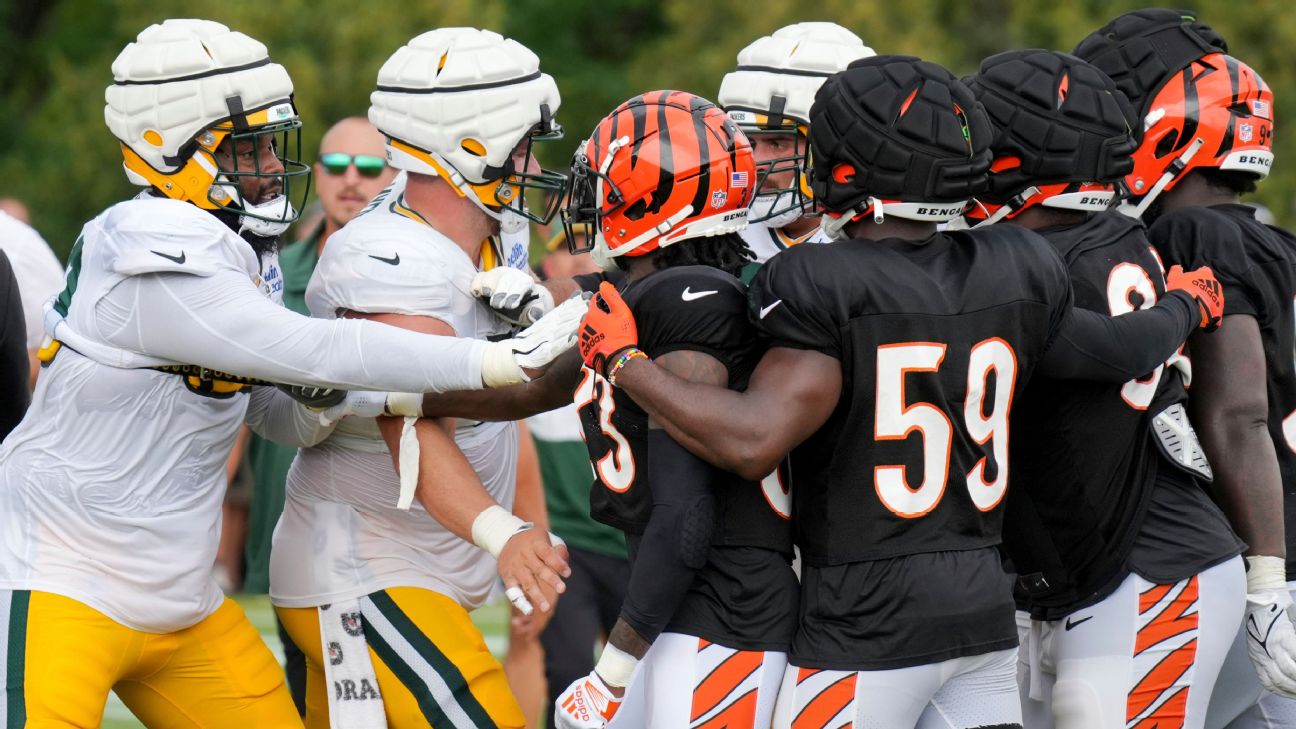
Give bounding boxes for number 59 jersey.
[750,226,1073,566]
[576,265,793,553]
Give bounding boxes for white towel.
[319,600,388,728]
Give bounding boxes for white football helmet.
[104,19,310,236]
[369,28,566,233]
[718,22,874,226]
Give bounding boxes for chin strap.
[1130,137,1205,219]
[972,187,1041,229]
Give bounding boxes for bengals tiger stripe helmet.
[1121,52,1273,216]
[563,91,756,261]
[964,49,1137,226]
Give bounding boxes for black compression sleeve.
[1038,290,1197,382]
[618,429,716,644]
[571,270,628,295]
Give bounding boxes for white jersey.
[739,220,829,264]
[271,176,521,610]
[0,194,489,634]
[0,197,283,633]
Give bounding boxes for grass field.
[101,594,512,729]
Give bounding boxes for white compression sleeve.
[243,386,337,448]
[96,270,487,393]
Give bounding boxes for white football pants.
[1205,580,1296,729]
[772,648,1022,728]
[1018,556,1245,729]
[609,632,786,728]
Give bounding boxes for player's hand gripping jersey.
[576,265,797,651]
[1004,211,1242,619]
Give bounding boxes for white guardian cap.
[369,28,567,231]
[104,19,310,236]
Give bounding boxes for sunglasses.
[319,153,387,178]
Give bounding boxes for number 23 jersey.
[576,265,793,552]
[750,226,1073,566]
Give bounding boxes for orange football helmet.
[563,91,757,260]
[1127,52,1273,215]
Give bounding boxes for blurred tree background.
[1,0,1293,261]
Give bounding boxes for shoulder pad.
[100,198,253,277]
[306,215,469,320]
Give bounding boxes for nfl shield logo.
[711,190,728,209]
[1240,123,1254,143]
[341,612,364,636]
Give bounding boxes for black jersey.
[577,265,792,552]
[1148,204,1296,575]
[1003,211,1241,619]
[750,225,1072,566]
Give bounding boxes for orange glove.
[579,281,639,375]
[1166,264,1224,332]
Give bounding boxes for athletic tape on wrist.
[1247,554,1289,594]
[594,643,639,689]
[471,504,533,558]
[481,341,530,387]
[385,392,424,417]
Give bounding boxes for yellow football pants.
[277,586,525,728]
[0,589,301,728]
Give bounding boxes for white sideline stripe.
[361,595,478,729]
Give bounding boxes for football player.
[717,22,873,281]
[576,55,1223,728]
[1075,11,1296,727]
[0,19,578,728]
[964,48,1246,728]
[270,28,575,729]
[551,91,796,729]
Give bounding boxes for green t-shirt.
[527,406,628,560]
[242,230,320,593]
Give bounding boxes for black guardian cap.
[1073,8,1227,121]
[965,49,1137,223]
[808,55,992,236]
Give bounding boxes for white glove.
[471,267,555,326]
[481,296,585,387]
[554,671,622,729]
[317,391,424,426]
[1245,555,1296,697]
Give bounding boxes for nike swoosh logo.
[1064,615,1093,631]
[681,287,718,302]
[758,300,783,319]
[151,249,186,264]
[369,253,400,265]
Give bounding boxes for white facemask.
[748,192,804,230]
[237,194,296,238]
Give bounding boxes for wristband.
[385,392,425,417]
[607,348,647,387]
[1247,554,1288,594]
[471,504,534,558]
[593,642,639,689]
